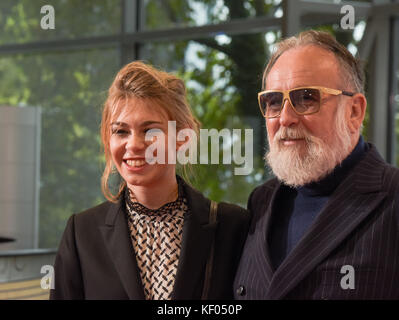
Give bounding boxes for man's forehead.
[265,69,338,90]
[265,48,340,88]
[267,69,323,82]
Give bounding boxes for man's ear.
[347,93,367,134]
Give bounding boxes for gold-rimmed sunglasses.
[258,86,355,118]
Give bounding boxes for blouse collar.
[124,176,186,216]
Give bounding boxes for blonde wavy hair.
[100,61,201,202]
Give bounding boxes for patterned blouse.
[124,185,188,300]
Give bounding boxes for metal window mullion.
[0,16,282,56]
[300,0,371,16]
[121,0,139,65]
[368,15,390,160]
[282,0,301,38]
[0,36,120,55]
[388,17,399,164]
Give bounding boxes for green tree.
[0,0,371,249]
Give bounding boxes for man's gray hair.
[263,30,365,94]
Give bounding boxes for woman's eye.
[112,129,128,135]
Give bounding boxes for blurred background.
[0,0,398,298]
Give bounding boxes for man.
[234,30,399,299]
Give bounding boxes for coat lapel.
[171,179,218,300]
[268,145,388,299]
[255,180,281,286]
[99,200,145,300]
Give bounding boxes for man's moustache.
[274,129,308,141]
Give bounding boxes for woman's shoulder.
[72,200,121,227]
[179,176,250,222]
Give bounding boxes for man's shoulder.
[382,161,399,176]
[381,163,399,193]
[362,143,399,193]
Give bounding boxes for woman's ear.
[347,93,367,134]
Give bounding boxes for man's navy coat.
[234,144,399,299]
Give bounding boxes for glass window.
[394,19,399,166]
[1,0,390,252]
[142,0,281,30]
[0,48,120,248]
[140,31,281,205]
[396,71,399,164]
[0,0,121,45]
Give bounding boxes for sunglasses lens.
[289,88,320,114]
[259,92,283,117]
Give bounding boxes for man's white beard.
[265,105,354,187]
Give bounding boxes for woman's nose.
[125,133,146,151]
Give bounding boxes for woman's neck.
[128,176,179,210]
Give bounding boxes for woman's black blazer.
[50,179,250,300]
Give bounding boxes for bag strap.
[201,200,218,300]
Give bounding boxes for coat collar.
[264,144,388,299]
[99,199,145,299]
[252,180,280,287]
[171,177,218,299]
[99,177,217,300]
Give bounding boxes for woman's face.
[109,97,176,189]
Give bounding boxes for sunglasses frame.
[258,86,355,118]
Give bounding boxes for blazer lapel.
[99,200,145,300]
[268,145,388,300]
[171,180,218,300]
[256,180,281,286]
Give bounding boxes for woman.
[50,61,250,300]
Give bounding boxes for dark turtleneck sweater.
[269,136,368,270]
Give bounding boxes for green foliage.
[0,0,280,248]
[142,1,277,205]
[0,0,120,44]
[0,0,122,248]
[1,0,377,249]
[0,50,119,249]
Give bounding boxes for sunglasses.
[258,86,355,118]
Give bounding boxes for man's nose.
[279,98,300,127]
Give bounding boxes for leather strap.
[201,200,218,300]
